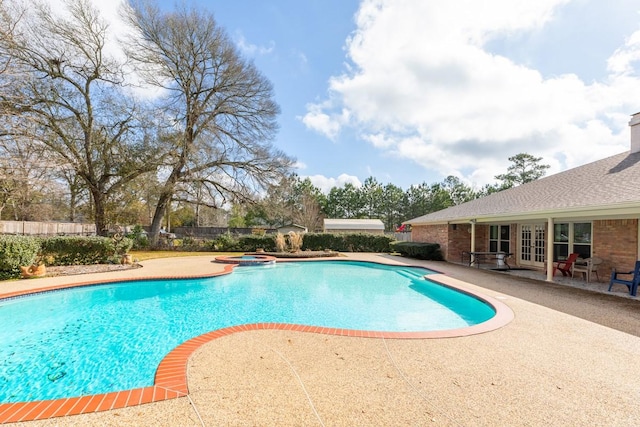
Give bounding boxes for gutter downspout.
[546,217,554,282]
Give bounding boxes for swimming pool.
[0,260,495,404]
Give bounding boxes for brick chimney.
[629,112,640,153]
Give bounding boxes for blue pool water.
[0,261,494,403]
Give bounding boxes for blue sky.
[63,1,640,192]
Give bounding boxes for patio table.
[461,251,513,269]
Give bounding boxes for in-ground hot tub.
[214,254,277,266]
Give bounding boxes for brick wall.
[594,219,638,277]
[448,224,470,261]
[474,225,489,252]
[411,224,449,259]
[412,223,490,261]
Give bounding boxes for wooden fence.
[393,231,412,242]
[170,226,276,238]
[0,220,96,236]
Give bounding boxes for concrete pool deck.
[2,254,639,426]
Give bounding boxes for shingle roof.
[407,150,640,224]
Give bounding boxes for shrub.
[237,235,276,252]
[390,242,443,260]
[179,236,210,251]
[40,236,133,266]
[274,233,286,252]
[301,233,345,251]
[287,231,303,252]
[127,225,149,250]
[210,233,239,251]
[301,233,394,252]
[0,235,41,279]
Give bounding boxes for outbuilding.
[323,219,385,234]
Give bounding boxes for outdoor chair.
[608,260,640,297]
[571,257,603,282]
[553,253,579,277]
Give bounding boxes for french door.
[519,224,546,267]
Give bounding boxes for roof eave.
[407,202,640,226]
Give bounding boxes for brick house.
[406,113,640,282]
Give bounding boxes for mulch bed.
[44,263,142,277]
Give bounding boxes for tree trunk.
[68,192,76,222]
[91,190,108,236]
[149,191,172,246]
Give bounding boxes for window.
[489,225,510,253]
[553,222,591,261]
[572,223,592,259]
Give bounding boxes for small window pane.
[553,243,569,261]
[489,241,498,252]
[490,226,498,240]
[573,223,591,244]
[500,225,510,240]
[573,244,591,259]
[554,224,569,242]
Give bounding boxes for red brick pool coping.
[0,262,514,424]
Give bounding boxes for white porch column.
[546,217,554,282]
[470,220,476,253]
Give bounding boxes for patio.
[3,254,639,426]
[459,261,639,301]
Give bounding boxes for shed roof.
[407,150,640,225]
[324,218,385,230]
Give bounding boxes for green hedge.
[210,232,395,253]
[302,233,394,252]
[390,241,444,260]
[0,235,134,279]
[0,235,41,279]
[40,236,133,266]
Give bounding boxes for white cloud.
[235,33,275,56]
[293,161,307,170]
[300,102,346,140]
[40,0,128,58]
[303,0,640,185]
[304,174,362,194]
[608,29,640,76]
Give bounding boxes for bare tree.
[0,0,19,79]
[0,0,161,234]
[56,166,90,222]
[123,1,293,244]
[0,135,55,220]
